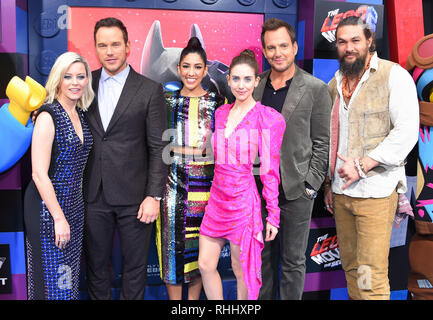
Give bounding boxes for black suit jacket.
[84,67,168,206]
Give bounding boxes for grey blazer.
[253,66,332,200]
[84,67,168,206]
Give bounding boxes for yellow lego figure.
[0,76,46,173]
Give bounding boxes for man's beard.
[339,52,368,78]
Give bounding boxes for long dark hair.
[336,16,376,52]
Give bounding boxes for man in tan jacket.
[323,16,419,300]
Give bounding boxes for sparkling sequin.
[155,91,225,284]
[25,101,93,300]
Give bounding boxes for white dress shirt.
[331,52,419,197]
[98,64,130,131]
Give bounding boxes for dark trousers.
[84,187,153,300]
[258,192,314,300]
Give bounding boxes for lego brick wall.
[0,0,29,300]
[0,0,426,300]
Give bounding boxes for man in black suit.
[83,17,167,300]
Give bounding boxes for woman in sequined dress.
[156,37,226,300]
[198,50,286,300]
[24,52,94,300]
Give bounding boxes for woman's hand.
[54,216,70,249]
[265,222,278,242]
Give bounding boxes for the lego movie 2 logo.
[310,233,341,269]
[320,5,378,43]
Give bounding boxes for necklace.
[342,53,373,100]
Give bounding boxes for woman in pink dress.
[198,49,286,300]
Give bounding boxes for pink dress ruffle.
[200,101,286,300]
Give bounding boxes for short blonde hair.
[44,52,94,111]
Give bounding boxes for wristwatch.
[304,182,317,200]
[153,196,162,201]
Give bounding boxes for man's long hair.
[336,16,376,53]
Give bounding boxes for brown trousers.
[333,191,398,300]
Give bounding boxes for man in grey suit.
[83,17,167,300]
[254,18,332,300]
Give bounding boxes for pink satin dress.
[200,101,286,300]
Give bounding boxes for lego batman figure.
[140,20,234,102]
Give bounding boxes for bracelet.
[359,158,367,175]
[323,179,331,190]
[354,157,367,179]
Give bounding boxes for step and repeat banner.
[0,0,29,300]
[0,0,418,300]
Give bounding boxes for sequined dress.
[156,91,225,284]
[200,102,285,300]
[24,101,93,300]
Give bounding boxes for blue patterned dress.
[24,101,93,300]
